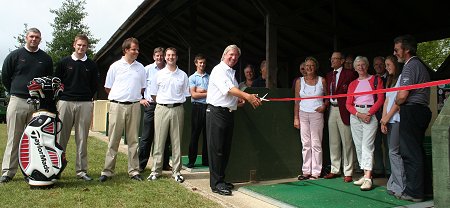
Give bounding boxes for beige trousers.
[57,100,93,176]
[328,106,354,176]
[151,104,184,176]
[2,96,34,178]
[101,102,141,177]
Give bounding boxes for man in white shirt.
[139,47,171,172]
[206,45,262,195]
[99,37,146,182]
[147,47,190,183]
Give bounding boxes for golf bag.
[18,76,67,188]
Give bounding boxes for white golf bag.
[18,76,67,188]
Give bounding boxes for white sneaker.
[360,178,373,191]
[353,177,365,186]
[174,174,184,183]
[147,173,158,181]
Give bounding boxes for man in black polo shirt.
[394,35,432,202]
[55,34,99,181]
[1,28,53,183]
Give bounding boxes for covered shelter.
[94,0,450,206]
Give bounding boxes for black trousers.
[139,104,170,170]
[399,104,431,198]
[206,105,234,189]
[188,103,208,165]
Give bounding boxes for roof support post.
[265,14,277,89]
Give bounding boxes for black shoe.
[186,163,194,168]
[0,176,12,183]
[225,182,235,190]
[201,162,209,166]
[78,174,93,181]
[130,174,143,181]
[212,186,232,196]
[99,175,109,182]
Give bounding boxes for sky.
[0,0,144,64]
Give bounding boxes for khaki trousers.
[2,96,34,178]
[57,100,93,176]
[101,102,141,177]
[328,106,354,176]
[151,104,184,176]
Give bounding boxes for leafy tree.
[418,38,450,70]
[0,73,5,98]
[13,23,29,49]
[46,0,99,62]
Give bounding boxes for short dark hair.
[74,34,89,45]
[394,35,417,56]
[122,37,139,54]
[194,53,206,63]
[165,47,177,56]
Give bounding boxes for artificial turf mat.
[181,155,209,172]
[242,177,415,208]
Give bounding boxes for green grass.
[0,124,219,208]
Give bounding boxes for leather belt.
[111,100,138,105]
[355,104,373,108]
[192,102,207,106]
[208,104,233,112]
[158,103,182,108]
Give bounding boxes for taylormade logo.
[32,134,50,173]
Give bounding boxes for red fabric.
[325,68,357,125]
[346,75,385,115]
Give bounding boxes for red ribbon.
[268,78,450,101]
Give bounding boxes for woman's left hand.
[315,105,326,113]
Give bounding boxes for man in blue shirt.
[187,54,209,168]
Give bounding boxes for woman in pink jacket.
[346,56,385,191]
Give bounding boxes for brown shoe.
[344,176,353,182]
[323,173,339,179]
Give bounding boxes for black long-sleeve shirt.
[1,47,53,98]
[54,55,99,101]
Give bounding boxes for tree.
[13,23,29,49]
[46,0,99,62]
[418,38,450,70]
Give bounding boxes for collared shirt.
[206,61,239,110]
[24,46,40,53]
[150,66,190,104]
[189,71,209,104]
[143,62,163,102]
[330,66,343,103]
[400,56,430,105]
[71,53,87,61]
[104,57,146,102]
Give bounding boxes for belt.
[158,103,182,108]
[110,100,138,105]
[208,104,233,112]
[330,103,339,107]
[192,102,207,106]
[355,104,373,108]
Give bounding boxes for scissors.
[258,93,270,102]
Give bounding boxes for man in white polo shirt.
[99,37,146,182]
[206,44,262,195]
[147,47,190,183]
